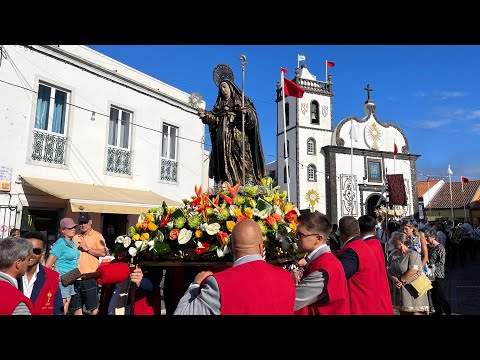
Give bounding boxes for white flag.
[448,165,453,175]
[298,54,306,62]
[349,120,357,142]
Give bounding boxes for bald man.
[174,219,296,315]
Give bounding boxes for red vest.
[213,260,295,315]
[0,281,34,315]
[32,266,60,315]
[295,251,350,315]
[134,289,162,315]
[364,237,394,315]
[337,239,383,315]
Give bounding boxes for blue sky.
[89,45,480,182]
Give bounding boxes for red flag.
[283,77,305,98]
[326,60,335,67]
[280,67,288,74]
[461,176,469,183]
[393,142,398,156]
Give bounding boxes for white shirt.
[22,265,40,298]
[306,244,328,263]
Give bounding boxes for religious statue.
[197,64,266,186]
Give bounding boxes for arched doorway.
[366,194,386,218]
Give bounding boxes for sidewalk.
[444,254,480,315]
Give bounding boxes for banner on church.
[387,174,407,206]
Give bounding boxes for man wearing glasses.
[294,211,350,315]
[0,237,34,315]
[18,231,63,315]
[70,213,107,315]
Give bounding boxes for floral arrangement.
[114,178,300,263]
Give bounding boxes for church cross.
[364,84,373,100]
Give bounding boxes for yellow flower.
[233,208,243,218]
[244,207,253,219]
[289,222,297,231]
[226,221,235,232]
[145,213,154,222]
[148,222,158,231]
[132,233,140,241]
[141,232,150,241]
[249,199,257,208]
[284,202,296,213]
[195,229,203,238]
[135,222,142,230]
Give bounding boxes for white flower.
[197,241,205,248]
[123,236,132,248]
[137,212,146,223]
[178,228,193,245]
[223,244,230,255]
[216,247,224,258]
[135,240,143,249]
[115,235,125,244]
[128,247,137,257]
[147,240,155,251]
[166,221,174,230]
[252,208,269,219]
[157,231,164,243]
[201,222,221,235]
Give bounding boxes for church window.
[284,165,289,183]
[307,164,317,182]
[307,138,316,154]
[285,103,290,127]
[311,101,319,124]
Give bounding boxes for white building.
[275,64,419,224]
[0,45,208,242]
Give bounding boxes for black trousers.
[431,277,451,315]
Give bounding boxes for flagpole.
[393,141,396,174]
[281,69,291,202]
[239,54,247,186]
[448,166,454,223]
[325,60,327,83]
[350,118,354,215]
[462,178,467,222]
[427,176,432,220]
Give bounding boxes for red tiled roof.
[427,180,480,209]
[417,180,441,197]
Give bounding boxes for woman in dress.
[387,232,429,315]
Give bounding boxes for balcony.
[31,130,66,164]
[106,146,131,175]
[160,158,177,182]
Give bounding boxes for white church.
[272,63,419,224]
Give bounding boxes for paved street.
[445,252,480,315]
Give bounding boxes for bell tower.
[275,64,334,212]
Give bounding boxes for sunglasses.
[33,247,43,255]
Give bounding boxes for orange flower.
[216,231,229,246]
[195,229,203,238]
[272,213,282,222]
[169,228,180,240]
[266,215,277,226]
[236,215,248,222]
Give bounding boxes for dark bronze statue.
[198,64,266,186]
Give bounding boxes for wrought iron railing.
[31,130,66,164]
[106,146,131,175]
[160,158,177,182]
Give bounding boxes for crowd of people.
[2,210,479,315]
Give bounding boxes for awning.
[21,176,182,215]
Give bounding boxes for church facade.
[275,64,419,224]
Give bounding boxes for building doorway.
[366,194,386,218]
[102,213,128,253]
